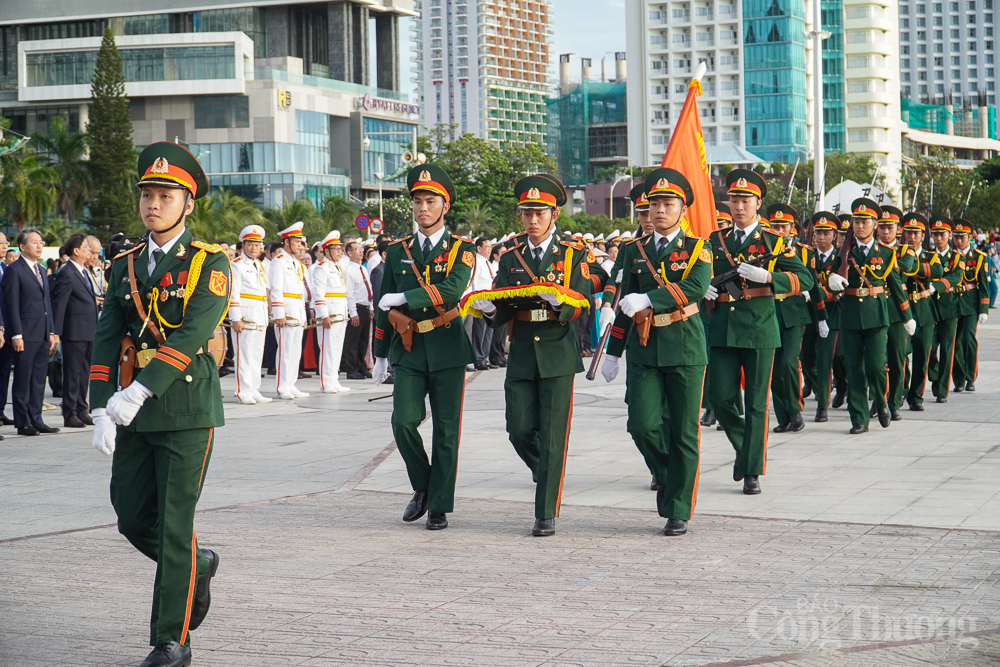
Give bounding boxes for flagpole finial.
[689,61,708,97]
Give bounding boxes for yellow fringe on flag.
[460,283,590,318]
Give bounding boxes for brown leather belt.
[646,302,700,326]
[774,293,804,302]
[415,306,461,333]
[910,290,931,302]
[514,308,558,322]
[717,287,773,302]
[956,282,978,293]
[845,286,884,297]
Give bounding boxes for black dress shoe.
[773,422,789,433]
[815,407,828,422]
[363,371,373,379]
[966,381,976,392]
[217,366,232,378]
[298,372,311,379]
[64,415,85,428]
[664,518,688,536]
[532,470,537,484]
[789,414,805,432]
[426,512,448,530]
[890,408,902,421]
[489,363,500,369]
[266,368,276,376]
[831,392,845,408]
[474,363,490,371]
[498,360,507,367]
[383,374,394,385]
[908,402,924,411]
[466,364,476,372]
[402,490,428,522]
[532,518,555,536]
[346,372,365,380]
[869,401,878,418]
[877,409,891,428]
[936,396,948,403]
[743,476,761,495]
[16,426,39,436]
[650,476,662,491]
[802,383,812,399]
[716,423,725,431]
[849,424,869,434]
[79,412,95,426]
[139,642,191,667]
[700,409,716,426]
[188,548,219,631]
[0,414,13,426]
[954,384,965,393]
[32,422,60,434]
[733,455,744,482]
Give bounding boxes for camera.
[104,233,144,280]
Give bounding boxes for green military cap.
[407,164,456,204]
[838,213,852,231]
[767,203,798,226]
[851,197,881,220]
[811,211,839,230]
[514,173,567,209]
[629,182,650,211]
[716,202,732,223]
[953,218,973,234]
[726,168,768,199]
[137,142,209,199]
[929,214,953,232]
[901,212,928,231]
[644,167,694,206]
[878,204,903,225]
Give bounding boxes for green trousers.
[840,327,888,428]
[952,314,979,386]
[813,330,838,409]
[886,321,910,411]
[833,335,848,400]
[505,372,575,519]
[392,365,466,514]
[905,323,936,407]
[771,325,805,425]
[801,323,818,394]
[709,347,774,477]
[626,362,705,521]
[111,427,215,647]
[928,317,958,399]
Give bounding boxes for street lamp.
[608,155,635,228]
[609,171,630,221]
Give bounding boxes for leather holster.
[119,335,137,389]
[387,309,417,353]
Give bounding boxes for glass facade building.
[26,45,236,87]
[361,117,414,189]
[822,0,846,152]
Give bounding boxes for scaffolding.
[902,98,996,139]
[546,79,627,186]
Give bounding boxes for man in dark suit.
[0,232,11,426]
[3,228,59,435]
[52,233,100,428]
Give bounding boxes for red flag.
[660,78,715,239]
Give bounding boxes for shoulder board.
[762,228,783,237]
[191,240,224,253]
[113,243,145,260]
[233,256,243,263]
[799,243,814,251]
[389,236,412,246]
[509,243,526,252]
[561,241,586,250]
[685,234,707,243]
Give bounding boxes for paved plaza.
[4,326,1000,665]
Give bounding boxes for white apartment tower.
[412,0,553,146]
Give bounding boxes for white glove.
[620,293,653,317]
[616,269,624,283]
[599,306,616,336]
[471,298,496,314]
[539,292,562,310]
[105,382,152,427]
[705,284,719,301]
[91,408,116,456]
[378,292,407,311]
[904,319,917,336]
[373,357,389,386]
[828,273,848,291]
[979,313,989,325]
[737,263,771,284]
[818,321,830,339]
[928,282,937,294]
[803,291,811,303]
[601,355,620,383]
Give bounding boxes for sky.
[552,0,627,82]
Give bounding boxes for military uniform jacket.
[492,235,593,379]
[605,230,711,366]
[229,252,268,325]
[830,241,912,331]
[268,249,307,319]
[706,225,814,349]
[309,259,349,320]
[931,248,965,320]
[89,229,230,432]
[373,231,476,372]
[814,248,842,329]
[776,241,826,329]
[886,242,918,324]
[955,248,990,316]
[905,249,944,325]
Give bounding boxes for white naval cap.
[239,225,265,242]
[321,230,343,248]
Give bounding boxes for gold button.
[423,308,427,312]
[859,298,863,302]
[730,306,735,311]
[534,336,540,341]
[185,375,193,383]
[141,343,148,349]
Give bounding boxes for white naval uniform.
[309,258,353,393]
[268,249,308,398]
[229,252,269,403]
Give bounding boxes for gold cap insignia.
[858,204,867,212]
[418,170,432,182]
[151,157,169,174]
[775,211,784,219]
[656,178,669,190]
[736,177,748,188]
[638,193,648,204]
[528,187,541,199]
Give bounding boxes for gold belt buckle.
[530,309,548,322]
[856,287,869,297]
[417,319,435,333]
[652,313,672,327]
[136,349,157,368]
[774,293,786,301]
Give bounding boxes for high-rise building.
[0,1,419,207]
[412,0,553,146]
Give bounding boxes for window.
[26,45,236,86]
[934,2,943,10]
[953,69,961,76]
[195,95,249,128]
[970,28,978,37]
[919,17,927,26]
[935,16,943,25]
[920,70,929,79]
[936,57,944,65]
[936,70,944,78]
[919,57,928,66]
[954,82,963,91]
[935,30,944,38]
[903,58,912,67]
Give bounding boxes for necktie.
[736,230,745,245]
[150,248,164,273]
[658,237,667,252]
[34,262,44,288]
[81,268,93,295]
[361,267,372,302]
[533,247,542,262]
[423,237,432,256]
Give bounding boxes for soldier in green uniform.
[372,165,477,530]
[599,168,711,536]
[830,214,853,408]
[704,169,813,495]
[806,212,839,421]
[950,220,990,392]
[765,204,826,433]
[478,174,593,536]
[89,143,229,667]
[926,216,965,403]
[825,199,915,433]
[699,203,736,429]
[901,213,944,411]
[874,205,918,421]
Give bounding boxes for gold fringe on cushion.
[460,282,590,318]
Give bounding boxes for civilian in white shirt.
[342,240,374,379]
[463,238,495,370]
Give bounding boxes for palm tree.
[40,217,86,246]
[0,154,58,232]
[457,201,497,239]
[31,116,90,227]
[265,197,324,244]
[186,187,267,243]
[322,194,357,232]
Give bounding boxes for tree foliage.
[0,155,58,232]
[32,116,90,228]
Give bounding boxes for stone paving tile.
[3,491,1000,667]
